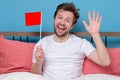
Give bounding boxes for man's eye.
[57,17,62,19]
[66,19,71,23]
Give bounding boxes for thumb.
[82,20,90,31]
[36,45,43,51]
[82,20,88,29]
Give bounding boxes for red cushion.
[108,48,120,74]
[0,34,4,39]
[0,35,35,74]
[83,48,120,76]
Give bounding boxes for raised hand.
[82,11,102,35]
[35,45,44,63]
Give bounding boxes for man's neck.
[53,34,69,43]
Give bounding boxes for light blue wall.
[0,0,120,32]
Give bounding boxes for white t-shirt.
[32,34,95,80]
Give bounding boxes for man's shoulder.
[70,34,82,40]
[43,34,54,39]
[41,34,54,41]
[70,34,90,42]
[36,34,54,45]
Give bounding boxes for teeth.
[59,26,63,28]
[59,26,64,30]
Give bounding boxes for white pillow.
[71,74,120,80]
[0,72,48,80]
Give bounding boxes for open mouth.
[58,26,65,31]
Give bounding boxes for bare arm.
[30,45,44,74]
[31,62,43,74]
[82,11,111,66]
[89,33,110,66]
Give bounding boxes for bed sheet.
[72,74,120,80]
[0,72,120,80]
[0,72,47,80]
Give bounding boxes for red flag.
[25,12,42,26]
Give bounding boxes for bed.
[0,32,120,80]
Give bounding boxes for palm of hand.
[83,11,102,35]
[88,20,100,34]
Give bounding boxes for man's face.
[54,9,74,37]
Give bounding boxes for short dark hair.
[54,2,80,25]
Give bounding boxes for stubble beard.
[54,27,68,37]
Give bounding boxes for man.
[31,2,110,80]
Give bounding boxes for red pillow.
[83,58,112,74]
[108,48,120,74]
[0,34,4,39]
[83,48,120,76]
[0,35,35,74]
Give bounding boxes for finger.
[99,16,102,24]
[88,11,91,22]
[37,56,43,61]
[35,45,44,57]
[82,20,88,29]
[36,45,43,51]
[35,50,44,61]
[38,54,43,58]
[92,10,95,20]
[36,50,44,56]
[38,50,44,61]
[95,12,98,21]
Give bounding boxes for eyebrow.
[57,13,73,21]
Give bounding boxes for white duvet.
[0,72,47,80]
[0,72,120,80]
[72,74,120,80]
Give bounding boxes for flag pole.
[40,12,42,40]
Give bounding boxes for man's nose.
[60,19,65,25]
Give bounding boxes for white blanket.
[72,74,120,80]
[0,72,120,80]
[0,72,47,80]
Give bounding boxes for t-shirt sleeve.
[81,39,95,57]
